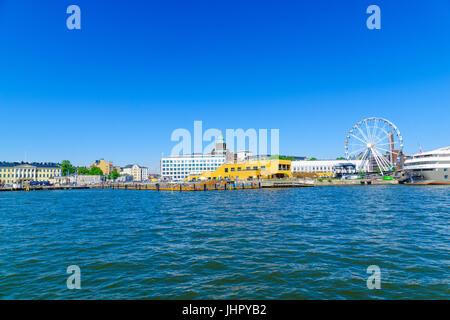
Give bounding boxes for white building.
[291,160,367,174]
[121,164,149,182]
[236,151,252,162]
[160,154,226,181]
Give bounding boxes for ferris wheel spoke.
[375,121,390,143]
[373,148,392,169]
[359,149,369,162]
[356,126,370,143]
[374,133,390,145]
[371,150,385,175]
[348,146,367,155]
[376,142,395,147]
[373,148,389,171]
[365,121,373,142]
[350,134,367,145]
[371,121,379,143]
[357,150,369,171]
[377,146,400,155]
[348,142,366,148]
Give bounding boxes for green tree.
[270,155,295,160]
[76,167,90,175]
[111,169,120,179]
[309,157,317,161]
[107,170,120,180]
[89,167,104,175]
[336,157,346,160]
[60,160,75,176]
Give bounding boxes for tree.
[76,167,90,175]
[89,167,104,175]
[309,157,317,161]
[270,155,295,160]
[60,160,75,176]
[336,157,346,160]
[111,169,120,179]
[107,170,120,180]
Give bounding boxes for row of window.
[0,168,60,173]
[162,164,221,167]
[161,159,224,164]
[0,173,57,178]
[224,166,266,173]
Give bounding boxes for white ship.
[403,146,450,184]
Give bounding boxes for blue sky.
[1,0,449,172]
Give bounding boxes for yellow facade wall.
[187,159,292,181]
[91,159,114,175]
[0,165,62,185]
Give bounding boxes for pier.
[0,179,314,192]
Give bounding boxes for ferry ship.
[403,146,450,184]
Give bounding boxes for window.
[224,168,228,173]
[230,168,235,172]
[445,175,448,179]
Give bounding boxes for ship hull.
[406,168,450,184]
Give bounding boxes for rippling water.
[0,186,448,299]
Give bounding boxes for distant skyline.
[1,0,449,172]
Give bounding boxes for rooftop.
[0,161,61,168]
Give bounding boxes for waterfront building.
[55,174,103,185]
[403,146,450,184]
[291,160,367,177]
[91,159,119,176]
[160,154,226,181]
[236,151,253,162]
[120,164,149,182]
[116,174,133,183]
[0,162,62,185]
[186,159,292,181]
[161,131,229,180]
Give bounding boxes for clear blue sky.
[1,0,449,172]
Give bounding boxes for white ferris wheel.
[345,117,403,175]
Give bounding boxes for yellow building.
[186,159,292,182]
[0,162,62,185]
[91,159,118,176]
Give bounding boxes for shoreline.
[1,179,445,192]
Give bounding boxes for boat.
[403,146,450,184]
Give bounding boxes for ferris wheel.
[345,117,403,175]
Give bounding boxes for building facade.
[160,154,226,181]
[291,160,367,176]
[121,164,149,182]
[161,131,229,181]
[91,159,119,176]
[187,159,292,181]
[0,162,62,185]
